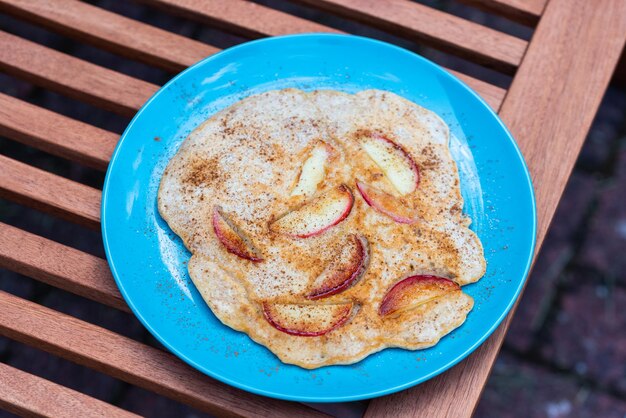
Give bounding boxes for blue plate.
[102,34,536,402]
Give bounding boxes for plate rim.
[101,33,537,402]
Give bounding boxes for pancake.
[158,88,486,369]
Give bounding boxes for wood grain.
[0,222,126,311]
[460,0,546,25]
[365,0,626,416]
[0,362,139,418]
[0,0,218,73]
[0,30,157,117]
[0,291,327,418]
[140,0,337,38]
[0,155,101,228]
[0,93,117,171]
[292,0,527,73]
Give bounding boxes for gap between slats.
[0,0,505,110]
[0,362,140,418]
[0,290,327,418]
[459,0,546,26]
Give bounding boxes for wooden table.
[0,0,624,417]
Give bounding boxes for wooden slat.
[0,223,126,312]
[0,362,139,418]
[0,291,326,418]
[0,93,117,171]
[0,155,101,228]
[0,30,157,117]
[0,0,218,73]
[292,0,527,73]
[139,0,337,38]
[365,0,626,417]
[461,0,546,25]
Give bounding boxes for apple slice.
[262,301,353,336]
[212,206,263,262]
[271,185,354,238]
[361,132,419,195]
[307,234,369,300]
[379,275,460,317]
[356,180,418,224]
[290,142,332,198]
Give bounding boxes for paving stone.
[581,146,626,284]
[0,271,35,300]
[0,336,11,357]
[0,73,35,98]
[577,87,626,171]
[476,353,626,418]
[505,173,596,351]
[5,340,123,403]
[545,173,598,244]
[505,244,569,352]
[541,282,626,394]
[118,385,213,418]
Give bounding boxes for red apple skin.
[355,180,418,224]
[262,302,353,337]
[273,184,355,238]
[306,234,369,300]
[369,132,420,191]
[378,275,459,317]
[212,207,263,262]
[300,185,354,238]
